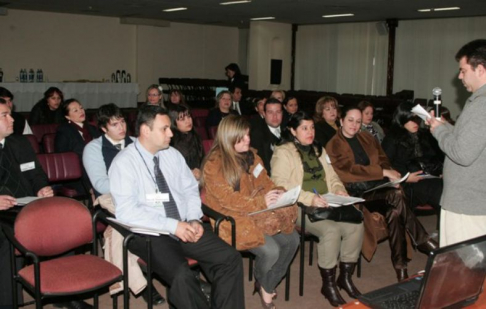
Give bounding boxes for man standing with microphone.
[428,39,486,247]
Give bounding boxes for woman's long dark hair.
[389,101,421,138]
[168,104,204,169]
[281,110,323,158]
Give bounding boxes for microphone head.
[432,87,442,96]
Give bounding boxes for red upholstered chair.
[191,108,209,118]
[41,133,56,154]
[31,124,60,144]
[202,139,214,154]
[195,126,208,140]
[0,197,124,309]
[193,116,207,128]
[36,152,87,200]
[208,126,218,140]
[24,134,40,154]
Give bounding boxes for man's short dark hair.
[97,103,124,129]
[0,87,13,100]
[136,105,168,136]
[264,97,283,112]
[0,98,6,105]
[229,85,242,94]
[455,39,486,69]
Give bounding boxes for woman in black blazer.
[55,99,100,194]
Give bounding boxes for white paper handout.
[249,185,301,216]
[16,196,41,206]
[363,172,410,194]
[321,193,365,207]
[411,104,431,121]
[107,217,170,236]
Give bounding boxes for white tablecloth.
[1,82,140,112]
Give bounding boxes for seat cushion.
[18,255,122,295]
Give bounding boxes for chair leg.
[309,239,314,266]
[285,267,290,301]
[357,255,362,278]
[249,254,254,281]
[112,293,118,309]
[299,232,305,296]
[94,294,99,309]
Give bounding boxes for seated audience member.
[109,105,244,309]
[382,102,444,214]
[83,103,134,197]
[252,97,266,118]
[206,90,238,129]
[202,115,298,309]
[168,104,204,180]
[165,89,186,110]
[230,85,243,115]
[270,90,285,103]
[358,101,385,143]
[281,96,298,128]
[0,87,32,135]
[82,103,165,305]
[250,98,283,175]
[55,99,100,195]
[326,106,438,282]
[314,96,340,147]
[440,106,455,125]
[271,111,364,307]
[0,99,89,308]
[145,84,165,108]
[29,87,65,125]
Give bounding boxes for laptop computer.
[358,234,486,309]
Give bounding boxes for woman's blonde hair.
[314,96,339,123]
[215,90,233,108]
[201,115,250,189]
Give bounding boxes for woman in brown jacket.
[326,105,438,282]
[271,111,363,307]
[202,115,299,309]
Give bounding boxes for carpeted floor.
[22,214,437,309]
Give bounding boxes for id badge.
[20,161,35,172]
[146,192,170,206]
[253,163,264,178]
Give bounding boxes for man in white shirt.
[250,98,284,175]
[109,105,244,309]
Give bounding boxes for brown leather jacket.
[203,148,297,251]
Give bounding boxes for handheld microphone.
[432,87,442,120]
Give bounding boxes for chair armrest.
[201,203,237,248]
[0,223,40,264]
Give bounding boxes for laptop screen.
[418,235,486,308]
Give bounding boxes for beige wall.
[0,9,240,103]
[248,21,292,90]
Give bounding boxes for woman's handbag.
[344,179,387,197]
[302,205,363,224]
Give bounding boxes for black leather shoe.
[417,239,439,255]
[53,300,93,309]
[142,286,166,306]
[395,268,409,282]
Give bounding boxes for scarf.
[69,121,93,144]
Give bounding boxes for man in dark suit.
[0,98,54,308]
[250,98,283,175]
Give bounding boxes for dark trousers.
[404,178,443,212]
[0,229,23,308]
[128,225,245,309]
[364,188,429,269]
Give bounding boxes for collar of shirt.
[0,138,5,148]
[105,134,125,149]
[268,125,281,138]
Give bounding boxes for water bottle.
[116,70,121,83]
[0,68,3,82]
[121,70,126,83]
[39,69,44,82]
[19,69,24,82]
[127,73,131,83]
[28,69,35,83]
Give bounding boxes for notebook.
[358,234,486,309]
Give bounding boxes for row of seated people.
[1,83,443,308]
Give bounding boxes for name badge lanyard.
[135,143,160,194]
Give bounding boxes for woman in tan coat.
[271,111,363,307]
[202,115,299,309]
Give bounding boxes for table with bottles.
[1,82,140,112]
